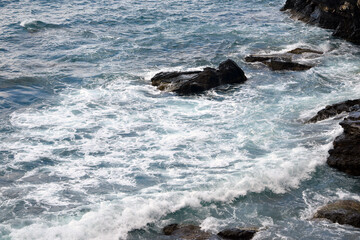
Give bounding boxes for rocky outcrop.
[313,200,360,228]
[217,228,258,240]
[327,111,360,176]
[281,0,360,44]
[307,99,360,176]
[307,99,360,123]
[162,224,258,240]
[151,59,247,95]
[245,54,312,71]
[162,224,214,239]
[245,48,322,71]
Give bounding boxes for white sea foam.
[4,65,351,239]
[20,19,37,28]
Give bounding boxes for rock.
[307,99,360,175]
[162,224,216,240]
[307,99,360,123]
[245,54,292,63]
[263,60,312,71]
[281,0,360,44]
[327,111,360,176]
[245,54,312,71]
[151,59,247,95]
[287,48,323,54]
[163,223,180,235]
[313,200,360,228]
[217,228,257,240]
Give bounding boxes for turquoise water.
[1,0,360,239]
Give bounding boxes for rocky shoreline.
[147,1,360,238]
[281,0,360,44]
[307,99,360,176]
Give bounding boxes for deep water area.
[0,0,360,239]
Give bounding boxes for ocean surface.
[0,0,360,239]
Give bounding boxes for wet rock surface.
[307,99,360,123]
[217,228,258,240]
[307,99,360,176]
[162,224,257,240]
[244,48,321,71]
[314,200,360,228]
[151,59,247,95]
[281,0,360,44]
[162,224,216,240]
[327,111,360,176]
[263,59,312,71]
[287,48,324,54]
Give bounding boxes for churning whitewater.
[0,0,360,239]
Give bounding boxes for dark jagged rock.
[307,99,360,175]
[281,0,360,44]
[263,60,312,71]
[162,224,216,240]
[287,48,323,54]
[151,59,247,95]
[313,200,360,228]
[217,228,257,240]
[307,99,360,123]
[245,53,313,71]
[327,111,360,176]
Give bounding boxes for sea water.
[0,0,360,239]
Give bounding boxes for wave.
[20,20,63,33]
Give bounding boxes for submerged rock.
[281,0,360,44]
[313,200,360,228]
[307,99,360,123]
[287,48,323,54]
[217,228,258,240]
[245,53,313,71]
[327,111,360,176]
[162,224,216,239]
[151,59,247,95]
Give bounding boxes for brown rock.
[314,200,360,228]
[162,224,215,240]
[263,60,312,71]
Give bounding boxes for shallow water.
[0,0,360,239]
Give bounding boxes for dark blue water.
[1,1,360,239]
